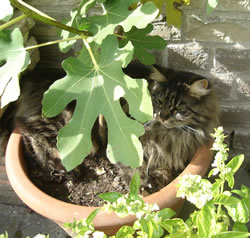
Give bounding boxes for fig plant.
[0,0,216,172]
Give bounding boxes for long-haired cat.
[124,62,220,191]
[2,62,219,193]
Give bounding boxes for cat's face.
[149,69,211,129]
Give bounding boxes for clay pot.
[5,129,213,236]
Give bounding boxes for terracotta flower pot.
[5,129,213,235]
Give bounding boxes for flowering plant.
[63,127,249,238]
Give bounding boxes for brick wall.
[153,0,250,151]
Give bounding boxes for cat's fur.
[2,62,219,191]
[124,62,220,190]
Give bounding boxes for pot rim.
[5,129,213,232]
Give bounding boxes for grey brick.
[184,16,250,43]
[233,129,250,150]
[221,109,250,130]
[215,48,250,73]
[188,0,206,9]
[167,43,210,70]
[216,0,250,12]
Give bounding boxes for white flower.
[136,211,145,219]
[34,235,47,238]
[177,174,213,209]
[212,168,220,176]
[151,203,160,211]
[92,231,106,238]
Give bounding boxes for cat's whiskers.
[182,125,205,137]
[176,125,186,133]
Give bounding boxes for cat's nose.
[159,110,170,121]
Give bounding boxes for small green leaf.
[212,231,250,238]
[87,0,159,44]
[59,0,96,53]
[0,29,30,109]
[129,172,141,196]
[98,192,122,203]
[59,9,78,53]
[214,194,239,206]
[212,179,224,194]
[133,218,149,235]
[214,222,229,234]
[232,189,245,197]
[233,222,248,233]
[225,173,234,189]
[225,200,249,223]
[166,0,182,28]
[208,168,218,177]
[86,208,100,225]
[227,154,244,174]
[206,0,219,14]
[116,226,134,238]
[79,0,96,16]
[158,208,176,220]
[240,185,250,196]
[0,0,13,22]
[160,218,186,234]
[120,25,167,65]
[150,219,164,238]
[196,202,216,238]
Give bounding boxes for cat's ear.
[150,66,167,82]
[189,79,210,98]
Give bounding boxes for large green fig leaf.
[0,29,30,109]
[1,0,13,22]
[120,24,167,65]
[87,0,159,44]
[42,35,153,171]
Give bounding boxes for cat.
[123,62,220,192]
[2,62,219,193]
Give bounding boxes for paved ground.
[0,203,69,238]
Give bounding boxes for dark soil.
[28,154,133,207]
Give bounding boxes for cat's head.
[148,66,214,129]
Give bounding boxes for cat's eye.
[176,104,184,110]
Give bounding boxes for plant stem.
[10,0,90,36]
[82,37,99,70]
[217,181,225,216]
[24,36,83,51]
[0,14,29,31]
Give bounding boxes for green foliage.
[43,35,152,170]
[142,0,190,28]
[0,28,30,109]
[63,127,249,238]
[119,24,167,65]
[0,232,8,238]
[0,0,13,22]
[87,1,159,44]
[207,0,219,14]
